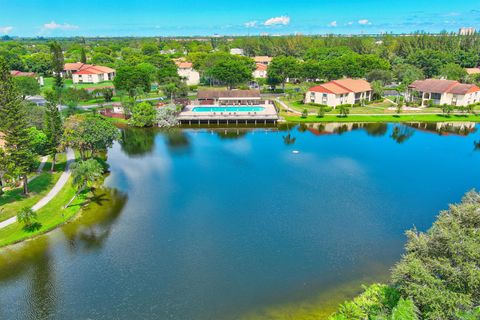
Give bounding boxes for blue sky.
[0,0,479,37]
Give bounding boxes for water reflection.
[62,188,127,253]
[164,129,191,154]
[0,188,127,320]
[391,126,415,144]
[120,127,156,157]
[406,122,477,136]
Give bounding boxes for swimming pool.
[192,106,265,112]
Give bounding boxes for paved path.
[0,149,75,229]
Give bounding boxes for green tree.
[206,57,254,89]
[14,76,40,99]
[366,69,393,85]
[392,190,480,319]
[113,66,151,98]
[63,114,119,159]
[439,63,468,81]
[91,53,114,65]
[80,47,87,64]
[17,207,39,230]
[0,57,36,194]
[66,159,104,207]
[49,41,64,88]
[130,102,157,127]
[338,104,350,117]
[371,80,384,100]
[393,64,425,85]
[268,56,300,90]
[44,91,63,171]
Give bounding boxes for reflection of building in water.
[305,122,388,137]
[406,122,477,136]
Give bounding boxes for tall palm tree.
[65,159,103,208]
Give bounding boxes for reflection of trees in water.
[391,126,415,144]
[0,238,57,320]
[360,123,388,137]
[474,141,480,151]
[406,122,477,136]
[164,129,191,153]
[283,133,296,145]
[120,127,156,157]
[62,188,127,253]
[333,124,350,135]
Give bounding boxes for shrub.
[301,109,308,118]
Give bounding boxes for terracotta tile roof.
[176,62,193,69]
[73,65,115,75]
[10,70,36,77]
[254,56,273,63]
[255,63,268,71]
[409,79,480,95]
[448,84,480,95]
[332,79,372,93]
[198,90,261,100]
[308,79,371,95]
[64,62,91,71]
[466,68,480,75]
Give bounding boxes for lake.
[1,122,480,320]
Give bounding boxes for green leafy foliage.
[129,102,157,127]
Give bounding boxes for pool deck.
[178,102,279,125]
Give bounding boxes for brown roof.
[409,79,480,95]
[10,70,37,77]
[308,79,371,95]
[176,62,193,69]
[254,56,273,63]
[64,62,91,71]
[255,63,268,71]
[466,68,480,75]
[198,90,261,100]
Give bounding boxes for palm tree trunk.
[22,174,29,195]
[65,190,81,208]
[50,152,56,172]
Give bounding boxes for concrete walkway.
[0,149,75,229]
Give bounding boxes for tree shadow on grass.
[0,174,54,207]
[23,222,43,233]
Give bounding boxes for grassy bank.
[0,177,88,247]
[0,153,67,222]
[284,114,480,123]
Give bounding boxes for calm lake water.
[1,122,480,320]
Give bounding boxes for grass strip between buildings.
[284,114,480,123]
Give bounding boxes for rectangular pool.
[192,106,265,112]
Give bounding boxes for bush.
[301,109,308,118]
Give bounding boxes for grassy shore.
[0,153,67,222]
[0,177,88,247]
[283,114,480,123]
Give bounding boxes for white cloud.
[244,21,257,28]
[358,19,371,25]
[347,21,354,26]
[329,21,337,27]
[264,16,290,26]
[0,26,13,34]
[42,21,79,30]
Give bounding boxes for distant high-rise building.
[459,27,476,35]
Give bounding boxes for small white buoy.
[292,150,300,154]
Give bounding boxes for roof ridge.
[331,80,354,93]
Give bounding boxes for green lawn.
[284,114,480,123]
[0,153,67,222]
[42,77,113,92]
[0,177,88,247]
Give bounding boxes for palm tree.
[65,159,103,208]
[17,207,38,230]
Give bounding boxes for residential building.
[305,79,372,107]
[253,63,268,79]
[230,48,245,56]
[466,67,480,75]
[254,56,272,65]
[197,89,261,105]
[62,62,90,77]
[72,65,116,84]
[459,27,476,35]
[10,70,44,86]
[176,61,200,86]
[407,79,480,106]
